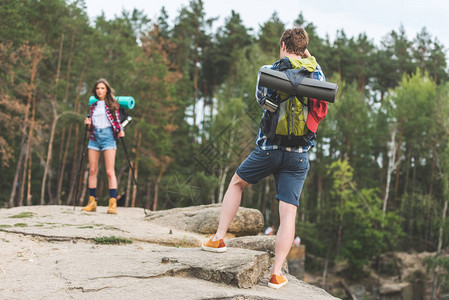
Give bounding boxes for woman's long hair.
[91,78,118,114]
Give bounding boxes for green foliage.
[9,212,34,218]
[424,256,449,294]
[317,159,405,278]
[257,12,285,59]
[93,236,132,245]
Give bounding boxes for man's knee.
[279,200,298,219]
[230,173,250,190]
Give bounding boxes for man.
[202,27,328,289]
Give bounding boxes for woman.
[82,78,124,214]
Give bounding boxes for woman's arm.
[115,108,125,138]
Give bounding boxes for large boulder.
[380,282,413,299]
[145,204,264,236]
[227,235,276,255]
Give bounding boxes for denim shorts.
[236,147,310,206]
[88,127,117,151]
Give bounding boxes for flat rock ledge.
[0,205,338,300]
[145,204,264,236]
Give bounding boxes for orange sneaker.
[201,236,227,253]
[268,273,288,289]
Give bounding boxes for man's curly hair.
[279,28,309,56]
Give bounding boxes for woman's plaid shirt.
[88,101,123,141]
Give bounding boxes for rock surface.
[226,235,276,255]
[0,205,338,300]
[145,204,264,236]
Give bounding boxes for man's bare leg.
[272,200,297,275]
[214,173,249,240]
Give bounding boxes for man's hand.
[118,131,125,138]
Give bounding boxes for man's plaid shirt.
[88,101,123,141]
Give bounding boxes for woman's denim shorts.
[88,127,117,151]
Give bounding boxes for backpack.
[260,59,317,147]
[118,107,128,124]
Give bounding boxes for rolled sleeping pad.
[258,68,338,103]
[89,96,135,109]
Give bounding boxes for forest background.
[1,0,449,289]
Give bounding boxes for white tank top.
[92,101,111,128]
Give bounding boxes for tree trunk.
[65,53,88,205]
[383,126,398,216]
[336,185,346,256]
[78,164,89,206]
[262,177,270,222]
[125,165,132,207]
[131,131,142,207]
[55,50,87,204]
[116,164,128,192]
[55,126,71,204]
[8,46,41,207]
[257,180,264,209]
[63,31,75,103]
[46,167,55,204]
[393,139,403,205]
[10,134,27,207]
[429,143,437,197]
[55,33,64,84]
[192,31,199,128]
[322,253,329,288]
[20,91,36,206]
[218,165,230,203]
[431,196,448,300]
[66,126,81,205]
[340,280,357,300]
[412,155,417,195]
[210,187,216,204]
[145,180,151,210]
[217,135,234,203]
[18,144,29,206]
[317,174,323,223]
[20,96,36,206]
[153,162,168,211]
[40,103,58,205]
[54,33,67,204]
[153,169,163,211]
[336,224,343,256]
[404,151,411,196]
[55,126,67,203]
[127,130,138,207]
[41,108,78,205]
[26,154,32,206]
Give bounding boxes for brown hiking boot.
[107,198,117,214]
[81,196,97,212]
